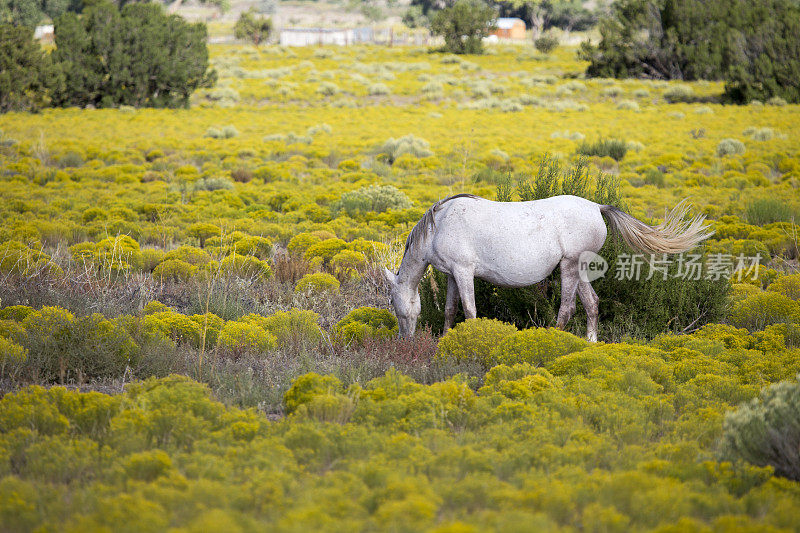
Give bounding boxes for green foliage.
[431,0,496,55]
[21,307,137,381]
[724,2,800,104]
[152,259,196,281]
[259,308,323,345]
[435,318,517,368]
[336,184,413,217]
[0,305,34,322]
[728,291,800,331]
[294,272,340,295]
[163,245,211,266]
[219,253,272,280]
[187,223,220,248]
[147,310,202,347]
[768,274,800,301]
[534,32,560,54]
[580,0,800,103]
[576,138,628,161]
[376,135,433,165]
[716,139,746,157]
[662,84,695,103]
[231,235,271,259]
[50,1,215,109]
[0,335,27,365]
[332,249,367,279]
[234,8,272,46]
[745,198,799,225]
[284,372,343,413]
[720,374,800,480]
[0,24,60,112]
[334,307,397,344]
[493,327,588,366]
[216,320,276,355]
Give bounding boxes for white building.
[279,27,373,46]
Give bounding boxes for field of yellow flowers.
[0,43,799,531]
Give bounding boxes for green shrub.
[232,236,272,259]
[190,312,225,348]
[744,198,799,225]
[576,138,628,161]
[376,135,433,165]
[141,248,165,272]
[316,82,339,96]
[435,318,518,369]
[0,305,34,322]
[96,235,143,272]
[332,249,367,279]
[334,307,398,344]
[368,83,391,96]
[22,308,137,381]
[284,372,343,413]
[153,259,196,281]
[217,321,276,355]
[303,238,347,264]
[220,254,272,280]
[143,301,171,314]
[295,273,340,295]
[728,292,800,330]
[534,32,560,54]
[163,245,211,266]
[716,139,746,157]
[148,311,202,347]
[493,328,588,367]
[260,308,323,345]
[0,336,27,365]
[287,233,322,255]
[234,8,272,45]
[720,374,800,480]
[662,85,695,103]
[336,185,413,217]
[767,274,800,300]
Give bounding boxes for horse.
[383,194,713,341]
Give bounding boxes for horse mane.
[403,193,479,256]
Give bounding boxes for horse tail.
[600,200,714,254]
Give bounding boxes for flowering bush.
[493,328,588,367]
[435,318,518,368]
[295,272,340,295]
[334,307,398,344]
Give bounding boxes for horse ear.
[382,267,396,285]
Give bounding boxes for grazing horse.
[383,194,712,341]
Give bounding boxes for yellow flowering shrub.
[493,327,588,367]
[435,318,518,368]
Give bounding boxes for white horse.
[383,194,712,341]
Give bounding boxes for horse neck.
[396,243,428,290]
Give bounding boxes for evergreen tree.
[50,0,214,108]
[233,8,271,46]
[579,0,800,103]
[0,23,61,112]
[431,0,496,54]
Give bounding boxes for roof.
[496,18,525,30]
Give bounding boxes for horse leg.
[443,274,460,332]
[452,268,477,320]
[556,258,580,330]
[577,281,600,342]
